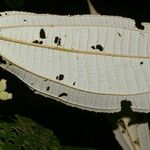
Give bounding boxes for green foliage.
[61,146,97,150]
[3,0,24,8]
[0,115,98,150]
[0,115,61,150]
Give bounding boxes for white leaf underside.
[0,11,150,112]
[113,118,150,150]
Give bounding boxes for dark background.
[0,0,150,150]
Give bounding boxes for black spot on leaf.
[91,45,104,51]
[118,33,121,37]
[32,40,39,44]
[39,41,43,44]
[58,92,68,97]
[96,45,103,51]
[40,28,46,39]
[46,86,50,91]
[140,61,143,65]
[91,46,95,49]
[56,74,64,81]
[32,40,43,44]
[73,82,76,86]
[54,36,61,46]
[23,19,26,22]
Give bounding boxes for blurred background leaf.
[3,0,24,8]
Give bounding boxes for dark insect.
[40,28,46,39]
[23,19,26,22]
[0,56,7,64]
[54,36,61,46]
[96,44,104,51]
[73,82,76,86]
[58,92,68,97]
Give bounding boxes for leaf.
[0,12,150,113]
[113,117,150,150]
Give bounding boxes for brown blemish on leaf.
[118,119,126,133]
[134,139,140,146]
